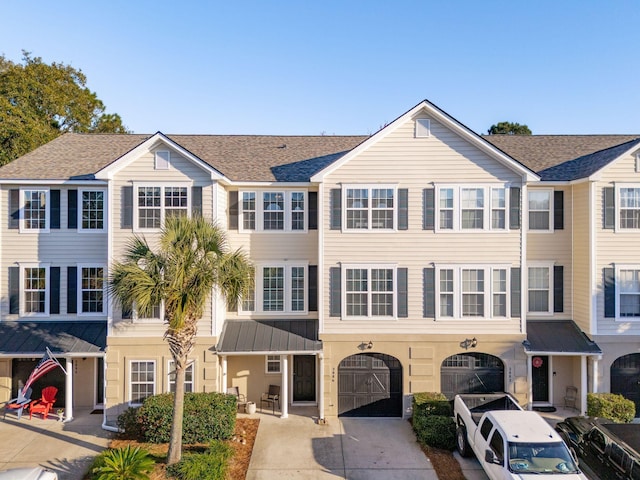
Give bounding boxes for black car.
[555,416,640,480]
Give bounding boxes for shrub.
[90,445,154,480]
[137,392,237,444]
[166,441,233,480]
[412,392,452,417]
[413,414,456,450]
[587,392,635,423]
[117,407,143,440]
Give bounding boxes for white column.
[318,353,324,421]
[580,355,588,415]
[221,356,227,392]
[281,355,288,418]
[526,355,533,410]
[65,358,73,421]
[592,357,599,393]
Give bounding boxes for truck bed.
[456,394,522,425]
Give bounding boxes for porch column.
[65,358,73,421]
[580,355,588,415]
[318,352,324,421]
[221,355,227,392]
[280,355,288,418]
[526,354,533,410]
[591,356,600,393]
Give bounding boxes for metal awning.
[0,321,106,356]
[216,320,322,355]
[523,320,602,355]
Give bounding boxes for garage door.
[440,353,504,400]
[338,353,402,417]
[611,353,640,414]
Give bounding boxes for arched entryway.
[611,353,640,414]
[440,353,504,399]
[338,353,402,417]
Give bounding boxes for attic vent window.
[636,153,640,173]
[155,151,170,170]
[415,118,430,138]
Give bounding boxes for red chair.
[29,386,58,420]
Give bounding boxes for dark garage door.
[440,353,504,400]
[611,353,640,415]
[338,353,402,417]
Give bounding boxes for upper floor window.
[21,189,49,232]
[80,190,105,231]
[528,264,552,313]
[79,265,105,315]
[619,187,640,229]
[618,267,640,318]
[344,265,395,318]
[528,190,552,231]
[241,263,307,314]
[23,265,49,316]
[240,191,306,232]
[134,184,190,231]
[436,186,507,231]
[344,186,395,230]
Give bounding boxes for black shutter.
[330,189,341,230]
[8,267,19,314]
[67,190,78,229]
[603,187,615,229]
[604,267,615,318]
[122,186,133,229]
[228,191,238,230]
[329,266,341,317]
[50,267,60,314]
[554,191,564,230]
[510,187,521,229]
[397,267,408,317]
[50,190,60,229]
[67,266,77,314]
[554,265,564,313]
[423,267,435,318]
[308,265,318,312]
[423,188,435,230]
[308,192,318,230]
[9,189,19,229]
[398,189,408,230]
[511,267,521,317]
[192,186,202,216]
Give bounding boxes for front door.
[532,355,550,403]
[293,355,315,402]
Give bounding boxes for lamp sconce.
[460,337,478,350]
[358,340,374,351]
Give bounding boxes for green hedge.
[412,392,452,417]
[587,393,635,423]
[411,392,455,451]
[137,392,237,444]
[166,441,232,480]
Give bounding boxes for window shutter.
[329,266,341,317]
[67,266,77,314]
[122,186,133,229]
[50,190,60,229]
[228,191,238,230]
[330,189,341,230]
[398,189,409,230]
[604,267,615,318]
[603,187,615,229]
[423,188,435,230]
[67,190,78,229]
[554,265,564,313]
[308,265,318,311]
[192,186,202,216]
[509,187,521,229]
[511,267,521,317]
[308,192,318,230]
[554,191,564,230]
[50,267,60,314]
[9,189,19,229]
[397,268,408,317]
[423,267,435,318]
[8,267,19,314]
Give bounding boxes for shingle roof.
[216,319,321,353]
[524,320,601,354]
[0,321,106,355]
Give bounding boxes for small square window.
[266,355,281,374]
[415,118,430,138]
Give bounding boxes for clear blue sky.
[2,1,638,136]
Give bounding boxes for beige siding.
[571,182,592,332]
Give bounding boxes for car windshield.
[508,441,579,474]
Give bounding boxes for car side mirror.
[485,449,501,465]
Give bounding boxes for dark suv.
[555,416,640,480]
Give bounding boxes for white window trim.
[133,301,164,323]
[342,184,398,232]
[435,264,510,320]
[526,262,554,315]
[78,189,107,233]
[615,183,640,232]
[20,263,50,317]
[155,150,171,170]
[167,359,195,393]
[435,184,509,232]
[241,262,308,315]
[528,188,554,233]
[19,188,50,233]
[238,190,307,233]
[132,182,192,233]
[77,264,106,317]
[342,263,398,320]
[614,264,640,320]
[415,118,431,138]
[265,355,281,374]
[128,360,156,406]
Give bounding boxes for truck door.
[484,429,506,480]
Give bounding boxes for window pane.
[620,188,640,229]
[492,188,506,229]
[462,269,484,316]
[24,267,46,313]
[493,269,507,317]
[165,187,188,218]
[620,269,640,317]
[439,188,454,229]
[138,187,161,228]
[371,269,393,316]
[346,269,368,316]
[528,267,550,312]
[461,188,484,229]
[168,361,194,393]
[440,269,454,317]
[82,267,104,313]
[24,190,47,229]
[82,191,104,229]
[529,191,550,230]
[131,361,155,404]
[346,189,368,229]
[263,192,284,230]
[242,192,256,230]
[372,189,394,229]
[263,267,284,311]
[291,266,305,311]
[291,192,305,230]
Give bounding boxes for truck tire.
[456,425,472,457]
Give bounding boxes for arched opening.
[338,353,402,417]
[440,352,504,399]
[611,353,640,414]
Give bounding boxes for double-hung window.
[22,264,49,316]
[617,266,640,318]
[619,187,640,229]
[134,183,190,231]
[168,360,194,393]
[266,355,281,374]
[343,265,395,318]
[78,265,105,315]
[527,264,552,313]
[20,189,49,232]
[129,360,155,406]
[80,190,105,231]
[528,190,552,231]
[239,191,306,232]
[436,185,507,231]
[344,186,395,230]
[242,263,307,314]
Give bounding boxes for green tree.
[0,51,128,165]
[488,121,532,135]
[109,215,252,465]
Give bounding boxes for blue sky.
[2,1,638,136]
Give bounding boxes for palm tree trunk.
[167,359,186,465]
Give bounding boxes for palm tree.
[109,215,253,465]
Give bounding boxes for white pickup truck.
[454,393,587,480]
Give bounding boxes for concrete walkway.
[245,407,438,479]
[0,408,112,480]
